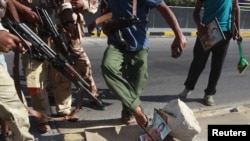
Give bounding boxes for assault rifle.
[35,7,78,65]
[4,20,103,107]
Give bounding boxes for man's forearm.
[96,12,112,25]
[6,0,20,22]
[156,2,182,37]
[12,0,34,17]
[193,0,203,27]
[235,1,241,34]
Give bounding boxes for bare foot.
[133,106,148,127]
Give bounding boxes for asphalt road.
[3,37,250,140]
[81,36,250,112]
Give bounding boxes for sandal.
[57,110,79,122]
[133,106,148,128]
[121,117,136,125]
[57,113,79,122]
[63,114,79,122]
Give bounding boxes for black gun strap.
[13,49,23,103]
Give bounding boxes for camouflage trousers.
[47,36,100,115]
[22,37,99,122]
[22,55,52,123]
[0,64,35,141]
[70,38,99,101]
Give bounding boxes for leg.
[179,37,210,100]
[46,38,78,121]
[126,50,149,127]
[121,103,136,124]
[71,38,104,110]
[0,65,35,141]
[101,45,148,127]
[0,118,11,140]
[203,32,231,106]
[205,32,231,95]
[22,55,51,133]
[184,37,210,90]
[49,66,73,116]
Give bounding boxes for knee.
[101,60,113,73]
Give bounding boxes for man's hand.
[11,0,40,24]
[171,34,187,58]
[63,22,78,39]
[197,23,207,36]
[23,9,40,24]
[236,34,243,43]
[88,12,112,36]
[87,21,96,36]
[0,30,23,53]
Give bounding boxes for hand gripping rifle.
[35,7,78,65]
[4,20,103,109]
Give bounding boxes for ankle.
[1,130,10,136]
[134,106,141,113]
[184,88,191,93]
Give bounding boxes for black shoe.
[89,97,106,110]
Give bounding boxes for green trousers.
[101,44,149,118]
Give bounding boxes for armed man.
[0,0,35,140]
[88,0,187,128]
[10,0,105,133]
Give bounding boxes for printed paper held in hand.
[139,109,171,141]
[198,18,226,51]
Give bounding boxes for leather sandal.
[59,113,79,122]
[38,122,51,133]
[57,111,79,122]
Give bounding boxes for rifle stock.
[4,20,103,107]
